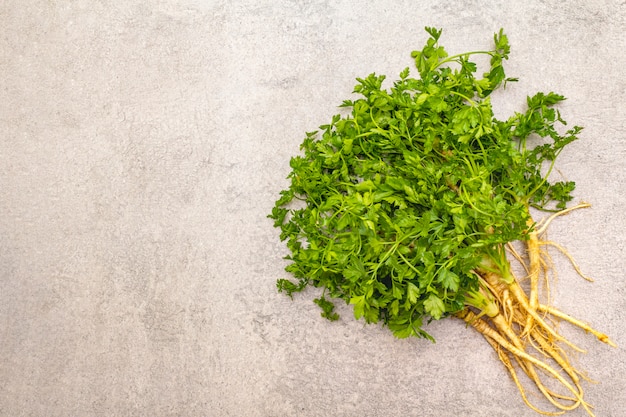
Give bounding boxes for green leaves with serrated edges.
[269,27,581,341]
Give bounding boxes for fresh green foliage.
[269,28,581,340]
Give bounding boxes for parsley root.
[269,28,614,415]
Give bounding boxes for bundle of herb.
[269,28,614,416]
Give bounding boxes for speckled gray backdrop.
[1,1,625,416]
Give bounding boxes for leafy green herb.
[269,28,581,340]
[269,29,619,416]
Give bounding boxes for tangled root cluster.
[458,203,615,416]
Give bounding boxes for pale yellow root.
[523,218,542,337]
[459,310,594,416]
[534,205,615,347]
[482,330,566,416]
[528,326,583,387]
[496,302,583,393]
[538,248,555,306]
[538,304,617,348]
[462,304,583,410]
[538,241,594,282]
[460,206,613,416]
[490,313,583,412]
[535,203,592,236]
[482,270,586,354]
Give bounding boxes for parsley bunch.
[269,28,581,340]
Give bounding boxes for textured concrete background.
[1,1,625,416]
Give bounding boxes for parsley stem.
[436,50,494,68]
[449,90,478,106]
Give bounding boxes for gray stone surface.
[1,1,625,416]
